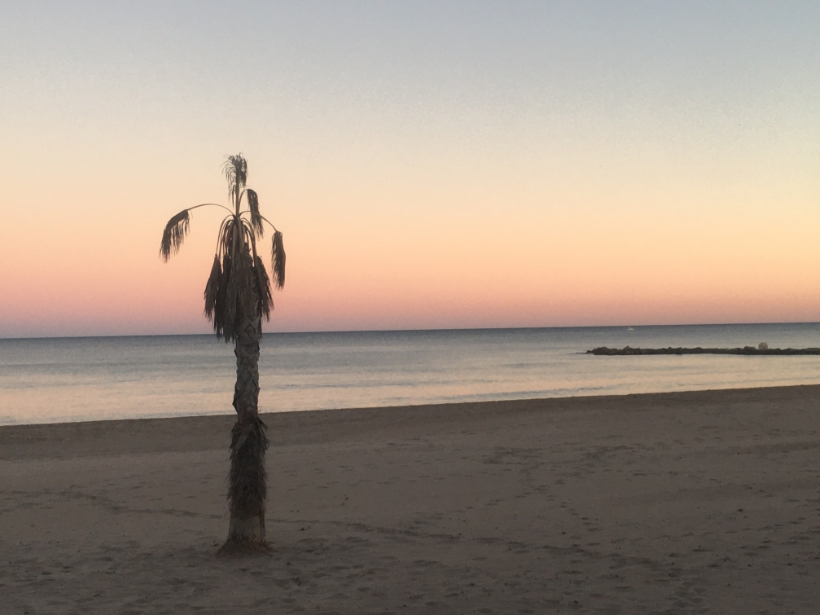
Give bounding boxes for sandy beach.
[2,385,820,613]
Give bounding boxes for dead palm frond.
[272,231,286,289]
[160,210,190,261]
[254,256,273,319]
[204,255,222,320]
[214,253,232,339]
[247,189,264,236]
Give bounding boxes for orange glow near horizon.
[3,155,820,338]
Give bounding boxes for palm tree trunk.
[221,313,270,553]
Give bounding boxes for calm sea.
[2,324,820,426]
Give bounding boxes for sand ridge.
[2,386,820,613]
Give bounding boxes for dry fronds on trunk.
[217,416,272,557]
[220,249,258,342]
[228,416,268,508]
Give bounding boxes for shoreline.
[3,383,820,612]
[3,381,820,433]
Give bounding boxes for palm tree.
[160,154,285,554]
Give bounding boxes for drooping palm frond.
[209,217,238,340]
[271,231,285,289]
[213,219,258,342]
[246,189,264,236]
[159,209,190,261]
[243,219,257,257]
[214,253,232,339]
[218,216,236,259]
[204,255,222,320]
[253,256,273,320]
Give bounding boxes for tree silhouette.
[160,154,285,553]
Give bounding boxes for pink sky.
[2,2,819,338]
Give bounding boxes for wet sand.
[2,385,820,613]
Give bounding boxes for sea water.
[2,323,820,426]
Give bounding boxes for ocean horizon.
[3,322,820,426]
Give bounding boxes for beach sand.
[2,385,820,613]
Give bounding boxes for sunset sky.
[1,1,819,338]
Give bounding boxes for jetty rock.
[587,346,820,356]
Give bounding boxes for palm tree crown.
[160,154,285,340]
